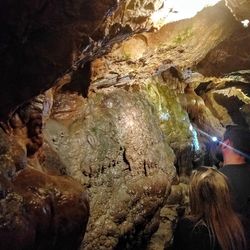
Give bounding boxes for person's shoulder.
[219,165,237,175]
[177,217,206,232]
[180,218,211,241]
[219,164,232,170]
[177,217,194,227]
[220,164,250,175]
[173,217,213,250]
[174,217,194,236]
[219,165,230,174]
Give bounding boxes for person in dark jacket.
[218,125,250,217]
[173,167,246,250]
[218,125,250,249]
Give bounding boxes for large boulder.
[45,88,176,249]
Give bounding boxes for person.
[218,125,250,217]
[172,167,246,250]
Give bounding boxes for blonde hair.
[189,167,246,250]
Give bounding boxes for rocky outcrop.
[0,0,164,121]
[45,88,176,249]
[0,128,89,250]
[0,92,89,250]
[225,0,250,20]
[196,71,250,127]
[197,28,250,76]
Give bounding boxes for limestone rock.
[225,0,250,20]
[0,128,89,250]
[1,1,250,249]
[45,88,176,249]
[0,0,163,121]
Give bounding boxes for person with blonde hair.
[173,167,246,250]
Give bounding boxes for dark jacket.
[220,164,250,248]
[172,218,221,250]
[220,164,250,217]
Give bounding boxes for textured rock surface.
[197,28,250,76]
[0,0,117,119]
[0,128,89,250]
[0,0,164,120]
[45,88,176,249]
[225,0,250,20]
[90,2,240,86]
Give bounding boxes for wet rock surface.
[0,107,89,250]
[45,88,176,249]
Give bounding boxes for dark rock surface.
[0,91,90,250]
[0,0,163,121]
[197,28,250,76]
[0,0,117,120]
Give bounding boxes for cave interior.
[0,0,250,249]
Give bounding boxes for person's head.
[189,167,231,216]
[189,166,246,250]
[217,125,250,165]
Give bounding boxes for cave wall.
[0,0,165,121]
[45,87,176,249]
[1,0,250,250]
[0,124,89,250]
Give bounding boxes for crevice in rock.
[214,93,248,126]
[122,147,132,171]
[61,61,91,97]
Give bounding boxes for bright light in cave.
[212,136,218,142]
[241,19,249,28]
[151,0,221,28]
[189,124,193,131]
[160,112,170,121]
[189,124,200,151]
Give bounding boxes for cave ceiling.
[0,0,249,121]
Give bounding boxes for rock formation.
[0,94,89,250]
